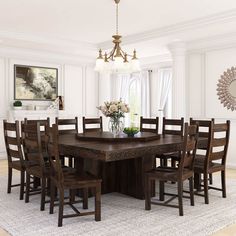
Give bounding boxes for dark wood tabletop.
[59,133,183,162]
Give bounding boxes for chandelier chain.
[116,2,119,34]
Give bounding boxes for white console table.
[8,109,61,124]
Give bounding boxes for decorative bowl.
[123,127,139,137]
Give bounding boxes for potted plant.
[13,100,22,110]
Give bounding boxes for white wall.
[187,47,236,168]
[0,49,99,158]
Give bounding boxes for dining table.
[58,131,185,200]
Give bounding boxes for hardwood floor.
[0,159,235,235]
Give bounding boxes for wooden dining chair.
[48,124,102,227]
[194,120,230,204]
[83,116,103,133]
[3,120,25,200]
[157,117,184,167]
[190,118,214,185]
[145,123,199,216]
[140,117,159,133]
[55,117,78,167]
[21,121,50,211]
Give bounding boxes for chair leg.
[83,188,88,209]
[177,181,183,216]
[25,173,30,203]
[50,183,56,214]
[145,176,151,210]
[68,157,73,168]
[203,173,209,204]
[189,177,194,206]
[95,184,101,221]
[221,170,226,198]
[159,180,165,201]
[58,188,64,227]
[7,167,12,194]
[194,173,201,191]
[209,173,213,185]
[163,158,168,167]
[20,170,25,200]
[171,159,176,168]
[40,177,46,211]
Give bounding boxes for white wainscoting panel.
[64,65,83,116]
[85,66,99,117]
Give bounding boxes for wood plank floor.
[0,160,236,236]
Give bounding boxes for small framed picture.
[14,64,58,100]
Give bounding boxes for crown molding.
[98,9,236,49]
[0,30,98,55]
[186,31,236,53]
[0,45,95,65]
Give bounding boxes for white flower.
[109,104,118,113]
[121,104,128,113]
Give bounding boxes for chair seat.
[10,160,39,171]
[146,166,193,182]
[55,172,102,189]
[194,155,225,173]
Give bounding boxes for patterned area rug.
[0,175,236,236]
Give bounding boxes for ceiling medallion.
[217,66,236,111]
[95,0,141,73]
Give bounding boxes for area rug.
[0,174,236,236]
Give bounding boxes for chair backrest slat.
[21,122,46,172]
[56,117,78,134]
[83,116,103,133]
[3,120,24,164]
[190,118,214,150]
[140,117,159,133]
[208,120,230,164]
[179,123,199,172]
[162,117,184,136]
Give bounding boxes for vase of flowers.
[97,100,130,136]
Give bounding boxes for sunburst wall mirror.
[217,66,236,111]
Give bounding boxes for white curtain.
[157,68,172,118]
[112,71,151,126]
[140,71,151,118]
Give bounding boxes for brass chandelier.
[95,0,141,73]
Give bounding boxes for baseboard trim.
[227,163,236,170]
[0,152,6,160]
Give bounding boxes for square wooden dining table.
[58,132,184,199]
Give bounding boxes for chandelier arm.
[120,48,133,57]
[107,47,116,59]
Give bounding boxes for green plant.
[123,127,139,137]
[13,100,22,107]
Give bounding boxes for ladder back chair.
[55,117,78,167]
[194,120,230,204]
[3,120,25,200]
[190,118,214,185]
[21,121,50,211]
[83,116,103,133]
[140,117,159,133]
[145,123,199,216]
[48,124,102,227]
[158,117,184,167]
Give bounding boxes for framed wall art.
[14,64,58,100]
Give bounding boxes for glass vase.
[108,117,124,136]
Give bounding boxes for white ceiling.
[0,0,236,58]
